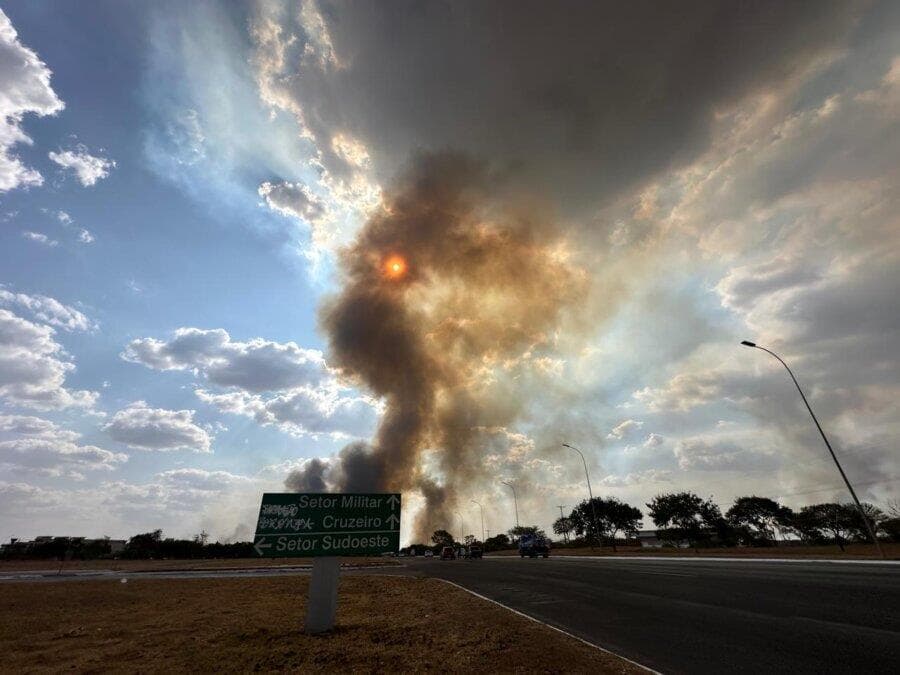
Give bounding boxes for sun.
[383,254,408,279]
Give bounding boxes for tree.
[430,529,455,548]
[464,534,475,546]
[646,492,724,549]
[483,533,510,552]
[508,525,544,541]
[566,498,642,550]
[726,496,793,546]
[124,529,163,559]
[552,517,574,542]
[789,503,871,551]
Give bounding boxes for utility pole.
[557,505,568,543]
[741,341,885,559]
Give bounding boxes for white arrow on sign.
[387,495,400,510]
[254,537,272,556]
[386,513,400,530]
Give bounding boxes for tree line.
[552,493,900,550]
[1,530,254,561]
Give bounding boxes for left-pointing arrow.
[254,537,272,556]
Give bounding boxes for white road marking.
[435,577,660,674]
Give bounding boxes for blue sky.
[1,1,898,543]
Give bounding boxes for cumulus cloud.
[600,469,672,488]
[122,327,382,439]
[607,419,643,440]
[0,290,94,331]
[258,180,326,223]
[104,401,212,453]
[48,144,115,186]
[0,9,65,191]
[22,231,57,247]
[0,414,126,478]
[156,468,251,491]
[0,309,97,410]
[195,387,378,439]
[122,327,329,393]
[673,436,777,473]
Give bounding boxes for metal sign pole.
[305,556,340,633]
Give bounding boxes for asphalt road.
[406,556,900,674]
[3,556,897,673]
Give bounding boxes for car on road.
[468,545,483,559]
[440,546,456,560]
[518,533,550,558]
[423,549,433,558]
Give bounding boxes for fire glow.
[383,254,407,279]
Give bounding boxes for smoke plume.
[288,153,587,538]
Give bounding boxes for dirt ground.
[0,556,396,573]
[492,542,900,559]
[0,575,640,674]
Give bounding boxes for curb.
[434,577,660,674]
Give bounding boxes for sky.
[0,0,898,544]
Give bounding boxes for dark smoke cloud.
[284,457,329,492]
[287,153,588,536]
[265,0,863,218]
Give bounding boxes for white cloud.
[77,228,94,244]
[48,144,115,186]
[0,414,126,478]
[104,401,212,453]
[599,469,672,487]
[196,386,378,439]
[0,308,98,410]
[643,433,664,448]
[0,290,94,331]
[606,418,643,440]
[258,180,326,223]
[672,436,776,472]
[21,231,57,247]
[0,9,65,192]
[156,468,251,491]
[122,327,330,393]
[53,210,73,225]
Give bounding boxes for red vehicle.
[440,546,456,560]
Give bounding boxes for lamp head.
[740,340,757,347]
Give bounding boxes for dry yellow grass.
[0,575,641,674]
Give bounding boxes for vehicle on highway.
[424,549,433,558]
[440,546,456,560]
[468,545,483,559]
[518,533,550,558]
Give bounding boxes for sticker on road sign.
[253,493,401,557]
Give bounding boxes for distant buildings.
[1,536,127,559]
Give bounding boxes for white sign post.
[305,556,340,633]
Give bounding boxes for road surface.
[407,556,899,674]
[3,556,897,672]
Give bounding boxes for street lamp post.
[563,443,601,549]
[500,480,519,530]
[471,500,485,543]
[740,340,885,559]
[455,511,464,545]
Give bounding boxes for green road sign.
[253,492,401,557]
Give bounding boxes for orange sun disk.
[384,254,408,279]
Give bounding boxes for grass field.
[0,575,640,673]
[492,542,900,559]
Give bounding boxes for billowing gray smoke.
[287,153,587,538]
